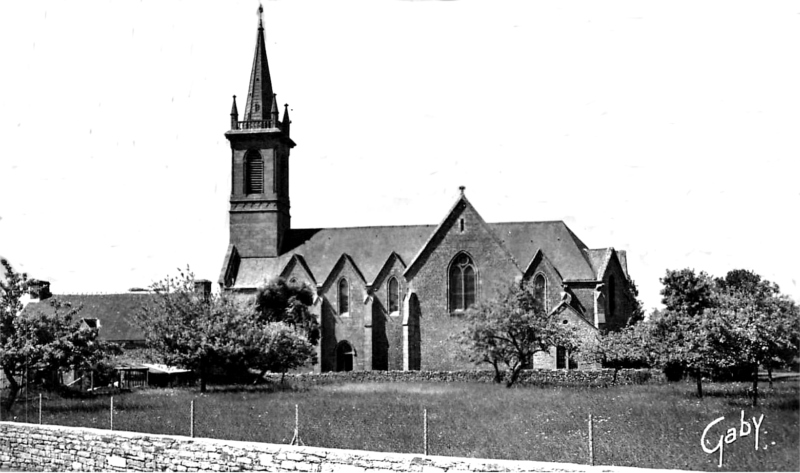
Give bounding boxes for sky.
[1,0,798,311]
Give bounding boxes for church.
[218,14,637,374]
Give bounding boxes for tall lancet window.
[449,253,477,314]
[388,277,400,314]
[338,278,350,316]
[534,273,547,311]
[245,151,264,194]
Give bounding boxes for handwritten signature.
[701,410,764,468]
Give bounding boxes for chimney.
[194,279,212,302]
[28,279,52,301]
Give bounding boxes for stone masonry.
[0,421,687,473]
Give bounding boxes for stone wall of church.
[407,202,521,371]
[532,309,601,370]
[369,260,408,371]
[602,257,635,331]
[319,263,369,372]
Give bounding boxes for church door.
[336,341,355,372]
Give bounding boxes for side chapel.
[218,13,636,373]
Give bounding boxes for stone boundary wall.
[271,369,664,387]
[0,421,689,473]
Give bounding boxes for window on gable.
[388,277,400,314]
[449,253,477,314]
[534,273,547,311]
[338,278,349,316]
[245,151,264,194]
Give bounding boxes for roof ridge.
[489,220,566,225]
[291,223,436,231]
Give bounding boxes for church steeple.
[244,5,274,123]
[224,5,295,259]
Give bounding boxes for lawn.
[4,379,798,471]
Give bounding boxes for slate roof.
[229,225,432,289]
[583,248,629,280]
[230,220,604,289]
[22,294,149,342]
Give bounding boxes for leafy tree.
[649,306,732,397]
[595,320,655,381]
[253,278,319,345]
[625,278,646,325]
[135,270,317,391]
[650,268,732,397]
[0,259,115,413]
[455,279,579,387]
[712,270,800,406]
[660,268,715,317]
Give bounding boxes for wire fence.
[0,386,600,465]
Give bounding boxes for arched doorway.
[336,341,355,372]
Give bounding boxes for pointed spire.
[230,95,239,130]
[282,103,291,123]
[270,93,280,124]
[282,103,291,135]
[230,95,239,116]
[244,4,274,122]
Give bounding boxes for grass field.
[4,379,798,471]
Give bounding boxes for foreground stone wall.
[275,368,664,386]
[0,422,672,473]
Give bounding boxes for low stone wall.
[271,368,664,387]
[0,421,679,472]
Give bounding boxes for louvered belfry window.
[449,253,477,313]
[245,151,264,194]
[388,277,400,313]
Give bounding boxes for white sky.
[1,1,798,311]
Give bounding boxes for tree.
[0,259,115,413]
[625,278,646,325]
[649,307,733,397]
[595,319,655,382]
[713,270,800,406]
[134,270,317,391]
[455,279,580,387]
[660,268,715,318]
[253,278,319,345]
[251,278,319,381]
[650,268,729,397]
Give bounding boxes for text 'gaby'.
[701,410,764,468]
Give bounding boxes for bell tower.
[225,6,295,258]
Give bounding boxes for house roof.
[230,219,602,289]
[22,294,149,342]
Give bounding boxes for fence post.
[110,396,114,431]
[588,413,594,466]
[190,400,195,438]
[39,393,42,424]
[423,408,428,456]
[289,404,304,446]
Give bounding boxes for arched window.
[388,277,400,314]
[449,253,477,313]
[533,273,547,311]
[338,278,349,315]
[245,151,263,194]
